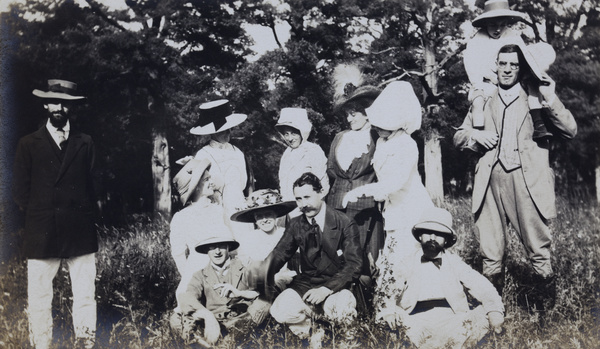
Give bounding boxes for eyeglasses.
[497,61,520,70]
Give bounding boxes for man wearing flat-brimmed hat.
[381,207,504,348]
[454,43,577,311]
[13,79,98,349]
[171,229,270,346]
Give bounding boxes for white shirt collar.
[499,83,521,104]
[306,202,327,231]
[210,258,232,276]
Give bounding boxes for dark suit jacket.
[270,206,362,293]
[327,129,378,211]
[13,126,98,258]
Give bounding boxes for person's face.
[346,110,369,131]
[279,126,302,149]
[212,129,231,143]
[294,184,323,219]
[372,125,393,139]
[419,232,446,258]
[196,171,214,198]
[254,209,277,233]
[485,18,509,39]
[44,100,70,128]
[496,52,520,89]
[207,243,230,267]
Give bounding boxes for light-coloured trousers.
[475,164,553,277]
[28,253,97,349]
[270,288,357,338]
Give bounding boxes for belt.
[410,299,451,315]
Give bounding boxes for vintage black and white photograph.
[0,0,598,348]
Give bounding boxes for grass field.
[1,195,599,348]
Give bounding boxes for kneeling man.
[381,207,504,348]
[269,172,363,339]
[171,227,270,345]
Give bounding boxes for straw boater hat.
[172,158,212,205]
[230,189,297,223]
[190,99,247,135]
[32,79,85,100]
[366,81,422,134]
[472,0,530,28]
[194,227,240,254]
[412,207,458,248]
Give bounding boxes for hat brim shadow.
[472,10,531,27]
[190,113,247,135]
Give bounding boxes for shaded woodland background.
[0,0,598,261]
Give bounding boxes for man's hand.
[488,311,504,334]
[538,75,556,105]
[472,130,499,150]
[302,286,333,305]
[342,188,364,208]
[214,283,241,298]
[381,307,405,330]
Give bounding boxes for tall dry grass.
[1,196,598,348]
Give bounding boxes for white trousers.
[28,253,97,349]
[270,288,357,338]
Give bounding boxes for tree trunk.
[596,164,600,204]
[152,129,171,220]
[422,36,445,205]
[424,131,444,205]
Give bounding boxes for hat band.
[484,1,510,12]
[196,102,232,130]
[48,84,77,95]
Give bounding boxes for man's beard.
[422,240,444,259]
[49,111,68,128]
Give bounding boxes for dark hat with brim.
[195,235,240,254]
[32,79,85,100]
[333,85,381,113]
[230,189,297,223]
[472,0,530,28]
[190,99,247,135]
[412,207,458,248]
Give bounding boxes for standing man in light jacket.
[453,44,577,308]
[13,79,99,349]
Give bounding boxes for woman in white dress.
[342,81,434,317]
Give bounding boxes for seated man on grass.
[170,225,270,346]
[381,207,505,348]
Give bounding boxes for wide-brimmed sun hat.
[194,230,240,254]
[332,63,381,113]
[32,79,85,100]
[190,99,247,135]
[230,189,297,223]
[412,207,458,248]
[275,107,312,142]
[172,158,212,205]
[472,0,530,28]
[517,42,556,85]
[366,81,422,134]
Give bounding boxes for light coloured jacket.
[453,87,577,219]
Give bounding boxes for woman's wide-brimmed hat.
[517,42,556,84]
[230,189,297,223]
[472,0,530,28]
[32,79,85,100]
[366,81,422,134]
[412,207,458,248]
[172,158,212,205]
[195,229,240,254]
[334,85,381,113]
[190,99,247,135]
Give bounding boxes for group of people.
[12,0,577,348]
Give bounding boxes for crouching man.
[268,172,363,341]
[381,207,504,348]
[170,227,270,345]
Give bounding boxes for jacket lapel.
[316,208,342,274]
[515,87,530,134]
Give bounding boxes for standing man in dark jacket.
[269,172,363,341]
[13,79,99,349]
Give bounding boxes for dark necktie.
[421,255,442,269]
[306,218,321,256]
